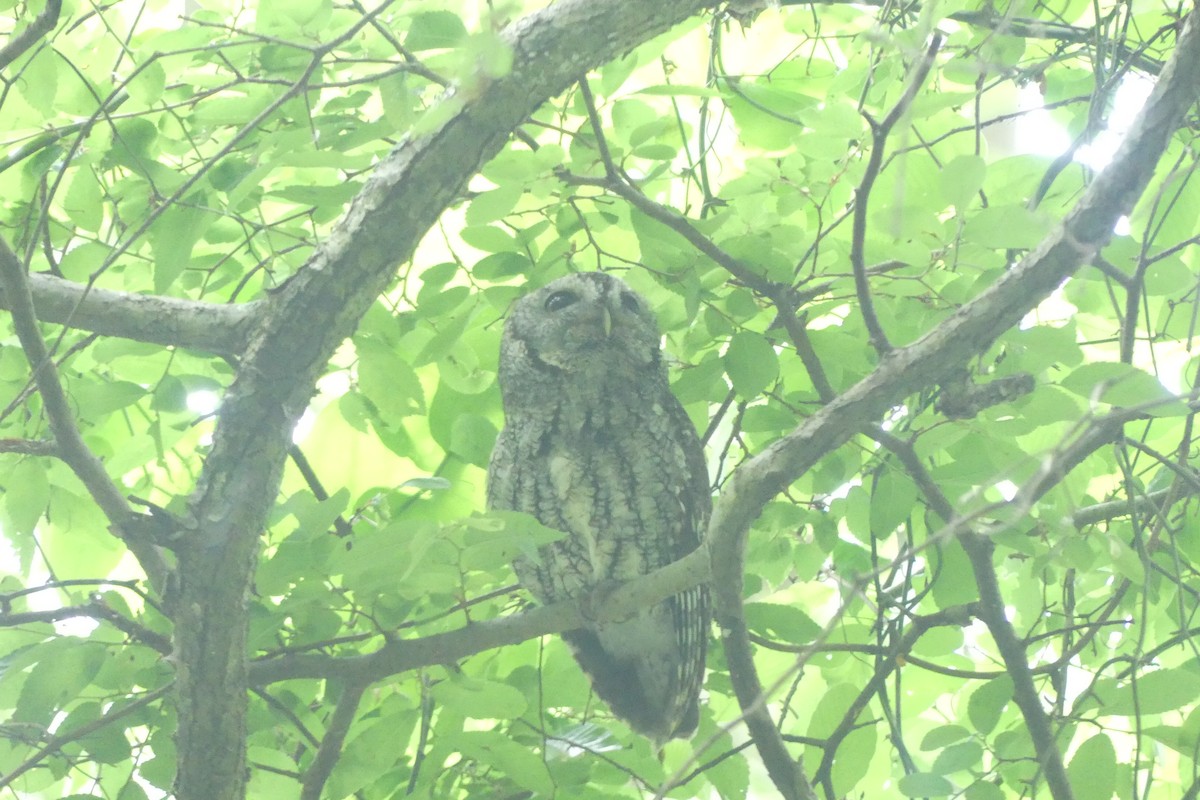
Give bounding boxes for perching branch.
[250,545,710,685]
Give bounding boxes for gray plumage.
[487,271,710,745]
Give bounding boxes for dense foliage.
[1,0,1199,798]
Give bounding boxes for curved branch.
[961,533,1075,799]
[708,8,1200,800]
[0,238,168,586]
[850,32,942,356]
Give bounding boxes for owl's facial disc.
[510,272,662,375]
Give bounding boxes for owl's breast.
[546,451,608,585]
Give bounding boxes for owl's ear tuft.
[544,290,579,312]
[619,291,640,313]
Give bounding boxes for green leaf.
[898,773,954,797]
[432,675,527,719]
[930,541,978,607]
[57,242,111,282]
[1060,362,1182,414]
[73,380,148,420]
[461,224,517,253]
[356,339,425,419]
[325,710,416,798]
[14,641,106,723]
[3,458,49,535]
[964,781,1006,800]
[967,676,1012,734]
[149,200,215,293]
[869,469,917,537]
[724,331,778,398]
[939,154,987,210]
[962,205,1052,249]
[1088,667,1200,715]
[1067,733,1116,800]
[64,168,104,232]
[744,603,821,644]
[449,412,497,467]
[931,740,983,774]
[920,724,971,751]
[452,731,554,795]
[636,85,723,97]
[466,184,522,225]
[831,725,876,795]
[60,702,133,764]
[405,10,468,51]
[127,61,166,106]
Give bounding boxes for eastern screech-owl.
[487,271,710,745]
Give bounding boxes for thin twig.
[850,32,943,356]
[0,684,170,790]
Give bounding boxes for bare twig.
[850,32,943,356]
[0,684,171,791]
[288,446,354,537]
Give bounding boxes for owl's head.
[499,272,665,389]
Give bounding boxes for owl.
[487,271,710,745]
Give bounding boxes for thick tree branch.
[0,0,60,71]
[170,3,717,798]
[0,238,168,586]
[0,273,257,353]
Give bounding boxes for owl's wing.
[664,392,711,739]
[667,392,712,550]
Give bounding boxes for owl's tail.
[562,621,700,745]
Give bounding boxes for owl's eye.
[619,291,640,313]
[544,290,579,312]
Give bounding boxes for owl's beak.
[601,305,613,338]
